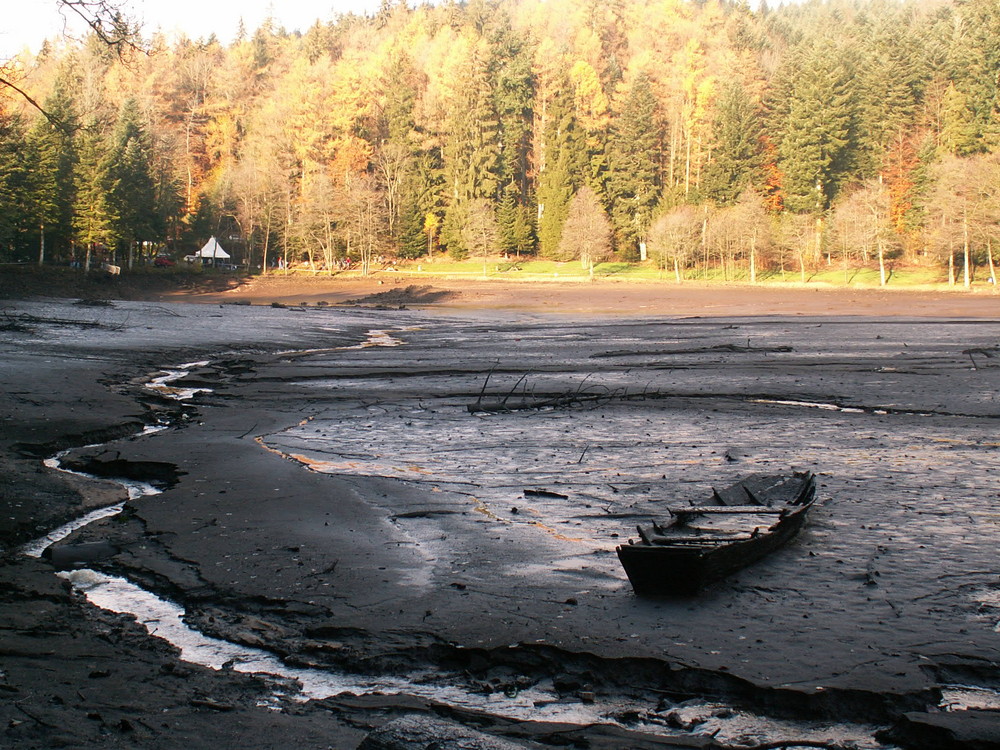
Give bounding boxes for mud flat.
[2,293,1000,749]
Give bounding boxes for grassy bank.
[274,256,996,292]
[0,264,245,301]
[2,258,997,302]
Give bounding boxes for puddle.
[940,685,1000,711]
[278,328,406,356]
[21,449,162,558]
[749,397,893,415]
[145,360,213,400]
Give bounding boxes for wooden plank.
[644,533,756,545]
[669,506,787,516]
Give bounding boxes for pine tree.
[536,89,581,259]
[73,119,116,268]
[702,80,764,206]
[0,110,29,260]
[106,100,159,261]
[774,42,858,213]
[443,43,501,204]
[397,201,427,259]
[950,0,1000,147]
[488,20,534,202]
[606,73,661,259]
[24,84,78,263]
[939,84,980,157]
[854,40,919,176]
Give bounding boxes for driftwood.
[963,346,999,370]
[592,342,794,359]
[468,368,659,414]
[3,311,121,330]
[524,488,568,499]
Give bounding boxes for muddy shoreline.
[2,288,1000,749]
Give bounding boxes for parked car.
[153,255,175,267]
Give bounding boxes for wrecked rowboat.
[616,471,817,596]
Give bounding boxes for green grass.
[275,254,999,291]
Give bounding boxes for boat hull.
[616,473,816,596]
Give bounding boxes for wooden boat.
[616,471,817,596]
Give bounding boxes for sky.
[1,0,385,58]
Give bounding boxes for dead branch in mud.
[2,311,125,331]
[963,346,999,370]
[735,742,858,750]
[468,371,662,414]
[592,342,794,359]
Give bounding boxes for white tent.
[195,237,230,259]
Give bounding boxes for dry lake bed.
[2,294,1000,749]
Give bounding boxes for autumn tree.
[463,197,501,278]
[558,185,611,274]
[647,204,701,282]
[830,180,896,286]
[928,153,1000,287]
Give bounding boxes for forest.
[1,0,999,286]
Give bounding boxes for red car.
[153,256,175,267]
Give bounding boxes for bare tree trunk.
[674,255,682,283]
[684,134,691,197]
[669,118,677,188]
[749,230,757,284]
[963,215,971,288]
[877,238,886,287]
[988,238,996,285]
[38,225,45,266]
[814,215,823,264]
[948,250,955,286]
[262,204,273,274]
[700,208,708,276]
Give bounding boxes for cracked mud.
[2,295,1000,749]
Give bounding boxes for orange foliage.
[882,132,919,234]
[760,135,783,214]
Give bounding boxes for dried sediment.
[4,296,1000,748]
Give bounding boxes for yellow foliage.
[569,60,609,132]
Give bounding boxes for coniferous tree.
[397,200,427,259]
[774,41,857,213]
[537,83,583,258]
[106,100,159,263]
[24,84,78,263]
[703,80,764,206]
[0,110,29,259]
[949,0,1000,147]
[443,43,501,204]
[488,20,534,202]
[73,119,116,268]
[854,38,919,176]
[606,73,660,259]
